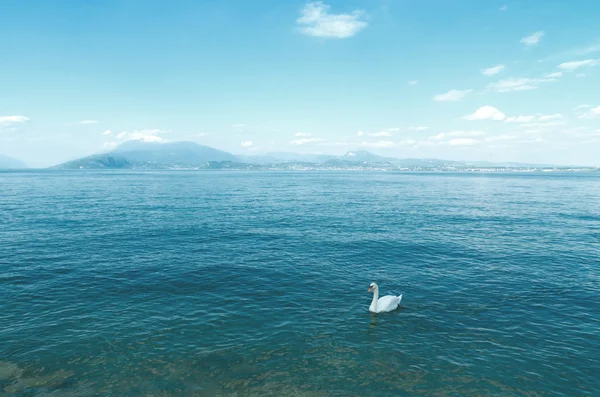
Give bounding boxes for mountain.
[0,154,27,169]
[52,141,240,169]
[113,140,238,163]
[51,154,133,169]
[49,140,588,170]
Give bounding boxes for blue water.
[1,171,599,396]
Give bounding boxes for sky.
[1,0,600,167]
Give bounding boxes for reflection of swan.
[368,282,402,313]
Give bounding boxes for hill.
[52,141,240,169]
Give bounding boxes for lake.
[1,171,599,396]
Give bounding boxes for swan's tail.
[398,294,403,305]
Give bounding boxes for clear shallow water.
[1,171,599,397]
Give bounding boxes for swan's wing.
[377,295,401,312]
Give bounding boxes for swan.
[368,282,402,313]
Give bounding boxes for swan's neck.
[370,288,379,312]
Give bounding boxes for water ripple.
[1,171,599,396]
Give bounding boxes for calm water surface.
[1,171,599,396]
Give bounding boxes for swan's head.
[368,282,378,293]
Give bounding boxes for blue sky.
[1,0,599,167]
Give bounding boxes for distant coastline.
[3,140,599,172]
[45,140,599,172]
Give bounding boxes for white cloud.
[546,71,563,78]
[433,89,473,102]
[505,115,536,123]
[408,80,418,85]
[499,5,508,11]
[0,115,29,124]
[558,59,598,70]
[409,126,429,131]
[370,131,392,137]
[486,77,553,92]
[482,64,505,76]
[116,128,169,143]
[579,105,600,119]
[103,142,118,150]
[241,141,254,147]
[505,113,564,124]
[357,130,392,137]
[102,130,112,136]
[538,113,563,121]
[449,138,477,146]
[520,31,544,46]
[386,127,400,132]
[462,106,506,121]
[80,120,99,124]
[290,137,325,145]
[297,1,367,39]
[360,140,395,148]
[429,131,485,141]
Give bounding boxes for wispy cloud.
[433,89,473,102]
[558,59,598,70]
[290,137,325,145]
[80,120,99,125]
[408,80,418,85]
[409,126,429,131]
[546,71,563,78]
[297,1,367,39]
[486,77,554,92]
[578,105,600,119]
[0,115,29,125]
[370,131,392,137]
[520,31,544,46]
[241,141,254,147]
[232,123,246,128]
[482,64,505,76]
[505,113,564,123]
[462,106,506,121]
[499,5,508,11]
[102,130,112,136]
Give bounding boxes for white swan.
[368,282,402,313]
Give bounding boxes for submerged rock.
[3,369,73,394]
[0,361,23,381]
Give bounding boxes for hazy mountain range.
[0,154,27,169]
[38,140,593,171]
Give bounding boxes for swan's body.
[368,282,402,313]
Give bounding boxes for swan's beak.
[368,286,373,293]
